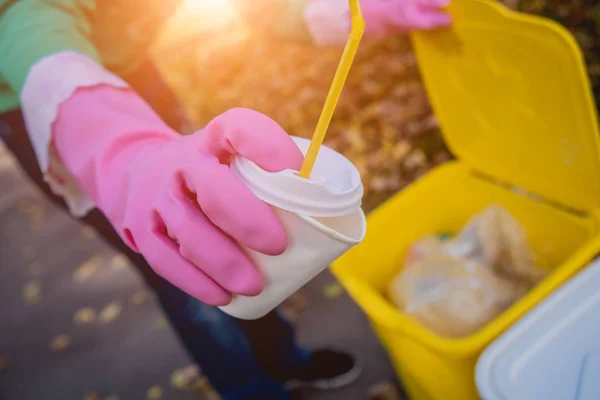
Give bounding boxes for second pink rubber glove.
[53,86,305,306]
[304,0,452,46]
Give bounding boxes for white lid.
[476,260,600,400]
[231,136,363,217]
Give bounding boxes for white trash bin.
[476,259,600,400]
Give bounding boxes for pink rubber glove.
[304,0,452,46]
[362,0,452,37]
[53,86,304,306]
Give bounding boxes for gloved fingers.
[390,5,452,30]
[156,188,265,296]
[142,216,233,306]
[415,0,452,9]
[184,159,288,256]
[197,108,304,173]
[416,9,452,29]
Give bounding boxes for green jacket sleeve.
[0,0,100,95]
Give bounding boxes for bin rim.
[335,233,600,357]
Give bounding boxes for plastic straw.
[298,0,365,179]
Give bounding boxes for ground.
[0,143,403,400]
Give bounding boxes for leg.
[233,311,310,382]
[155,281,293,399]
[0,109,292,399]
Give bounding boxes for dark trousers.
[0,65,309,400]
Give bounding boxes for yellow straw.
[298,0,365,179]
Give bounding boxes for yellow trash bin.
[331,1,600,399]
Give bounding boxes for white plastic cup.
[218,136,367,320]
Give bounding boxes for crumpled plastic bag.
[389,205,548,338]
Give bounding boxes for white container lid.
[476,260,600,400]
[231,136,363,217]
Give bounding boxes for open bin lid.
[476,259,600,400]
[411,0,600,212]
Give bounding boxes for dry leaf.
[23,281,42,305]
[322,282,345,299]
[73,256,104,282]
[369,381,402,400]
[27,205,46,231]
[392,142,411,162]
[170,365,200,389]
[0,356,10,373]
[83,392,100,400]
[278,305,300,325]
[74,308,97,325]
[403,150,427,170]
[50,335,72,352]
[146,385,163,400]
[129,291,149,305]
[110,254,129,270]
[81,226,97,240]
[285,292,309,313]
[21,246,37,260]
[192,377,221,400]
[99,302,122,324]
[155,317,168,329]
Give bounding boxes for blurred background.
[1,0,598,399]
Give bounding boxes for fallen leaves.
[191,376,221,400]
[403,149,427,170]
[170,365,200,389]
[278,291,310,323]
[26,204,46,231]
[83,392,100,400]
[73,255,104,283]
[146,385,163,400]
[50,335,72,352]
[0,356,10,373]
[368,381,403,400]
[99,302,122,324]
[23,281,42,305]
[322,282,345,300]
[129,291,150,305]
[155,317,168,329]
[84,392,119,400]
[110,254,129,270]
[74,308,97,325]
[81,226,97,240]
[169,366,221,398]
[286,291,309,312]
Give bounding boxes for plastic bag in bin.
[390,205,547,338]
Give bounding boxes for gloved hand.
[53,86,305,306]
[304,0,452,46]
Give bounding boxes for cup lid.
[231,136,364,217]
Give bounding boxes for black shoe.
[284,350,362,391]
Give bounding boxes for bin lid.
[411,0,600,212]
[476,260,600,400]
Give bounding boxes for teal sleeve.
[0,0,100,95]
